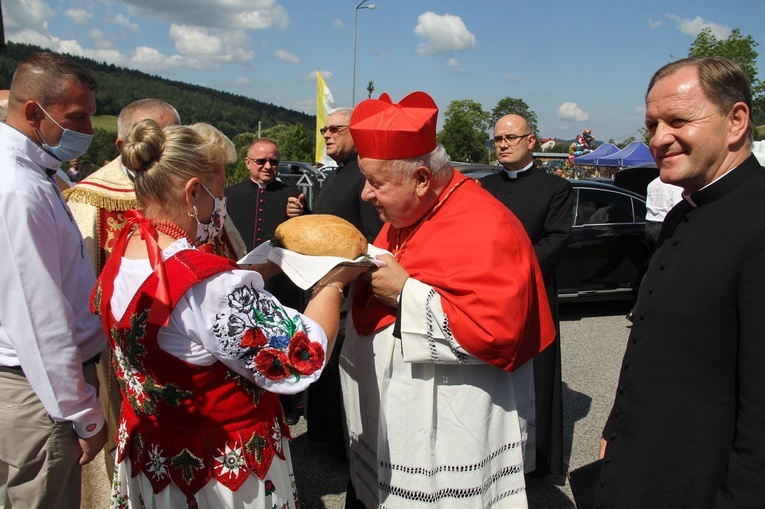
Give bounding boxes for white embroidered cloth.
[239,241,388,290]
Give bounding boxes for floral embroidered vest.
[93,249,291,503]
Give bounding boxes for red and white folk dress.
[93,213,328,509]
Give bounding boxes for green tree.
[261,123,312,161]
[437,99,490,163]
[688,27,764,137]
[617,136,636,149]
[638,127,651,145]
[279,123,313,162]
[490,97,539,134]
[227,132,258,186]
[82,128,119,166]
[550,142,569,153]
[225,124,312,186]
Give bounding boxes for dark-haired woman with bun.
[92,119,366,508]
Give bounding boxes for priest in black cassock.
[481,114,573,478]
[287,108,383,242]
[596,55,765,508]
[226,138,300,251]
[226,137,304,423]
[286,108,383,459]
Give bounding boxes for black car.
[452,164,650,302]
[557,180,649,302]
[450,161,500,179]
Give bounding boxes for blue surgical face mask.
[35,104,93,161]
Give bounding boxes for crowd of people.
[0,49,763,509]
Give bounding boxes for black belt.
[3,353,101,374]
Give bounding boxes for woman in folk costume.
[92,119,365,508]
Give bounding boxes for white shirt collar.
[502,160,534,179]
[249,178,267,189]
[0,122,62,175]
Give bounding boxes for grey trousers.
[0,364,97,509]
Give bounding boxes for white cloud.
[648,19,663,29]
[168,24,255,67]
[665,14,731,39]
[114,13,140,32]
[235,77,250,85]
[39,36,128,68]
[119,0,290,30]
[446,57,462,71]
[130,46,170,71]
[414,12,477,56]
[332,19,344,30]
[307,70,333,80]
[89,28,115,50]
[3,0,53,32]
[275,50,300,64]
[8,28,58,49]
[503,74,523,82]
[292,98,315,114]
[4,1,253,75]
[66,9,93,25]
[557,102,589,122]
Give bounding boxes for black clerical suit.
[306,152,383,457]
[225,178,301,250]
[596,155,765,507]
[312,153,383,243]
[481,166,573,477]
[225,177,304,307]
[226,177,306,420]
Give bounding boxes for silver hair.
[327,107,353,121]
[390,144,452,184]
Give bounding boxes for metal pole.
[352,5,359,106]
[352,0,375,107]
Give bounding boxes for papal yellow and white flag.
[315,70,336,165]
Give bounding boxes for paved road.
[289,300,633,508]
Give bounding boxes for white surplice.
[340,278,535,509]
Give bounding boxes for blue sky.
[3,0,764,143]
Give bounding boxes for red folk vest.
[94,248,290,503]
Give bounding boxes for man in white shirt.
[644,176,684,249]
[0,51,107,508]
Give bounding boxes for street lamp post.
[352,0,376,106]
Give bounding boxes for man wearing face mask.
[0,51,107,508]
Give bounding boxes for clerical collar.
[502,161,534,179]
[685,156,756,208]
[249,178,267,189]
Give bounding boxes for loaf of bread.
[274,214,368,260]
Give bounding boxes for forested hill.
[0,42,313,138]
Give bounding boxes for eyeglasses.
[491,133,533,146]
[248,157,280,166]
[320,125,349,135]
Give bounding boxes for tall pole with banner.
[315,70,336,166]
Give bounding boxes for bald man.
[480,114,573,479]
